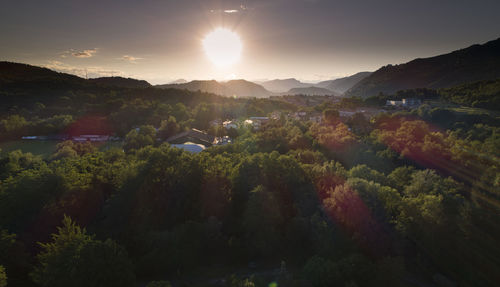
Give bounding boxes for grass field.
[426,100,500,117]
[0,140,123,158]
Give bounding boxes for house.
[289,111,307,121]
[223,120,238,130]
[248,117,269,130]
[386,98,421,108]
[402,98,422,107]
[339,110,356,118]
[386,100,404,107]
[309,114,322,123]
[270,111,281,120]
[249,116,269,123]
[166,129,216,147]
[214,136,232,145]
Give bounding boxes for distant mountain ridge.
[258,73,371,96]
[317,72,372,94]
[170,79,188,84]
[345,38,500,98]
[259,78,311,93]
[157,79,272,98]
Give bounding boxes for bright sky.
[1,0,499,84]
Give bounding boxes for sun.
[203,28,242,67]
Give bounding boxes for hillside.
[346,38,500,98]
[88,77,151,88]
[0,62,151,89]
[0,61,86,87]
[439,78,500,110]
[157,79,272,98]
[317,72,372,94]
[284,86,339,96]
[224,79,273,98]
[259,78,311,93]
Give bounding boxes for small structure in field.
[166,129,216,147]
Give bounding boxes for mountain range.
[316,72,372,94]
[2,37,500,100]
[258,78,312,93]
[345,38,500,98]
[156,79,272,98]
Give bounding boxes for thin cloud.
[72,48,97,58]
[43,60,123,78]
[121,55,143,63]
[211,4,251,14]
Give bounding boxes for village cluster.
[19,97,423,153]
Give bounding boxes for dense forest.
[0,64,500,287]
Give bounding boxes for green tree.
[302,256,340,287]
[0,265,6,287]
[322,109,339,124]
[158,116,180,140]
[0,230,16,264]
[387,166,415,191]
[124,125,157,152]
[31,216,135,287]
[242,185,283,258]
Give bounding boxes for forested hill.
[0,62,85,86]
[285,86,339,96]
[88,77,150,88]
[439,78,500,109]
[0,62,151,89]
[345,38,500,98]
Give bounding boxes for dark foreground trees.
[31,216,135,287]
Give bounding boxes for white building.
[214,136,232,145]
[402,98,422,107]
[223,120,238,130]
[386,100,404,106]
[248,117,269,130]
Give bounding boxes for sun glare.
[203,28,242,68]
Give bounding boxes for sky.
[1,0,500,84]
